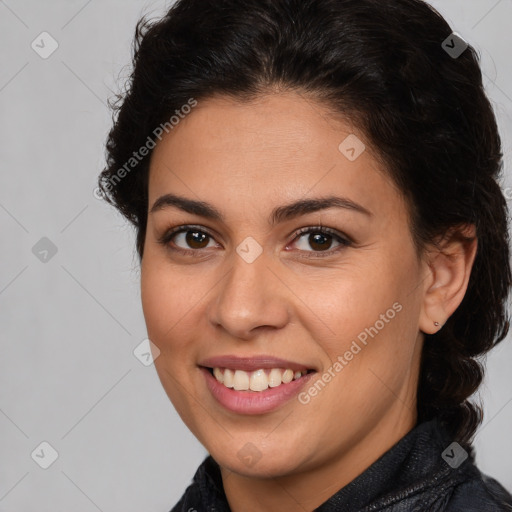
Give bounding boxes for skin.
[140,92,477,512]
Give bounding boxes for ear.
[419,224,478,335]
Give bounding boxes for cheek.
[315,248,421,384]
[140,257,205,422]
[140,254,198,353]
[318,262,408,345]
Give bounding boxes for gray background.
[1,1,511,510]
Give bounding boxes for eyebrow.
[149,193,372,224]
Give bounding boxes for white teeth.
[213,367,224,383]
[223,368,234,388]
[249,369,268,391]
[268,368,282,388]
[233,370,250,390]
[211,367,309,391]
[282,369,294,383]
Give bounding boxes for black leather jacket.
[170,418,512,511]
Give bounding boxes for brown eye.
[307,232,334,251]
[290,227,352,257]
[182,230,210,249]
[158,226,217,254]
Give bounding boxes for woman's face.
[141,92,428,478]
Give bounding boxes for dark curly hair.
[98,0,511,449]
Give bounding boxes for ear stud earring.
[434,321,440,327]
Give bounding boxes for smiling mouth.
[203,366,316,392]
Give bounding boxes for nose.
[207,248,291,340]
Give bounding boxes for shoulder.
[168,455,229,512]
[444,470,512,511]
[169,482,200,512]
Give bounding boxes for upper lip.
[199,355,316,372]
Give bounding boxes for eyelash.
[157,224,353,259]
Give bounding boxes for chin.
[209,437,310,478]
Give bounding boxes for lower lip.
[200,367,316,415]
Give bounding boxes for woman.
[98,0,512,510]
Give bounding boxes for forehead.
[147,92,406,223]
